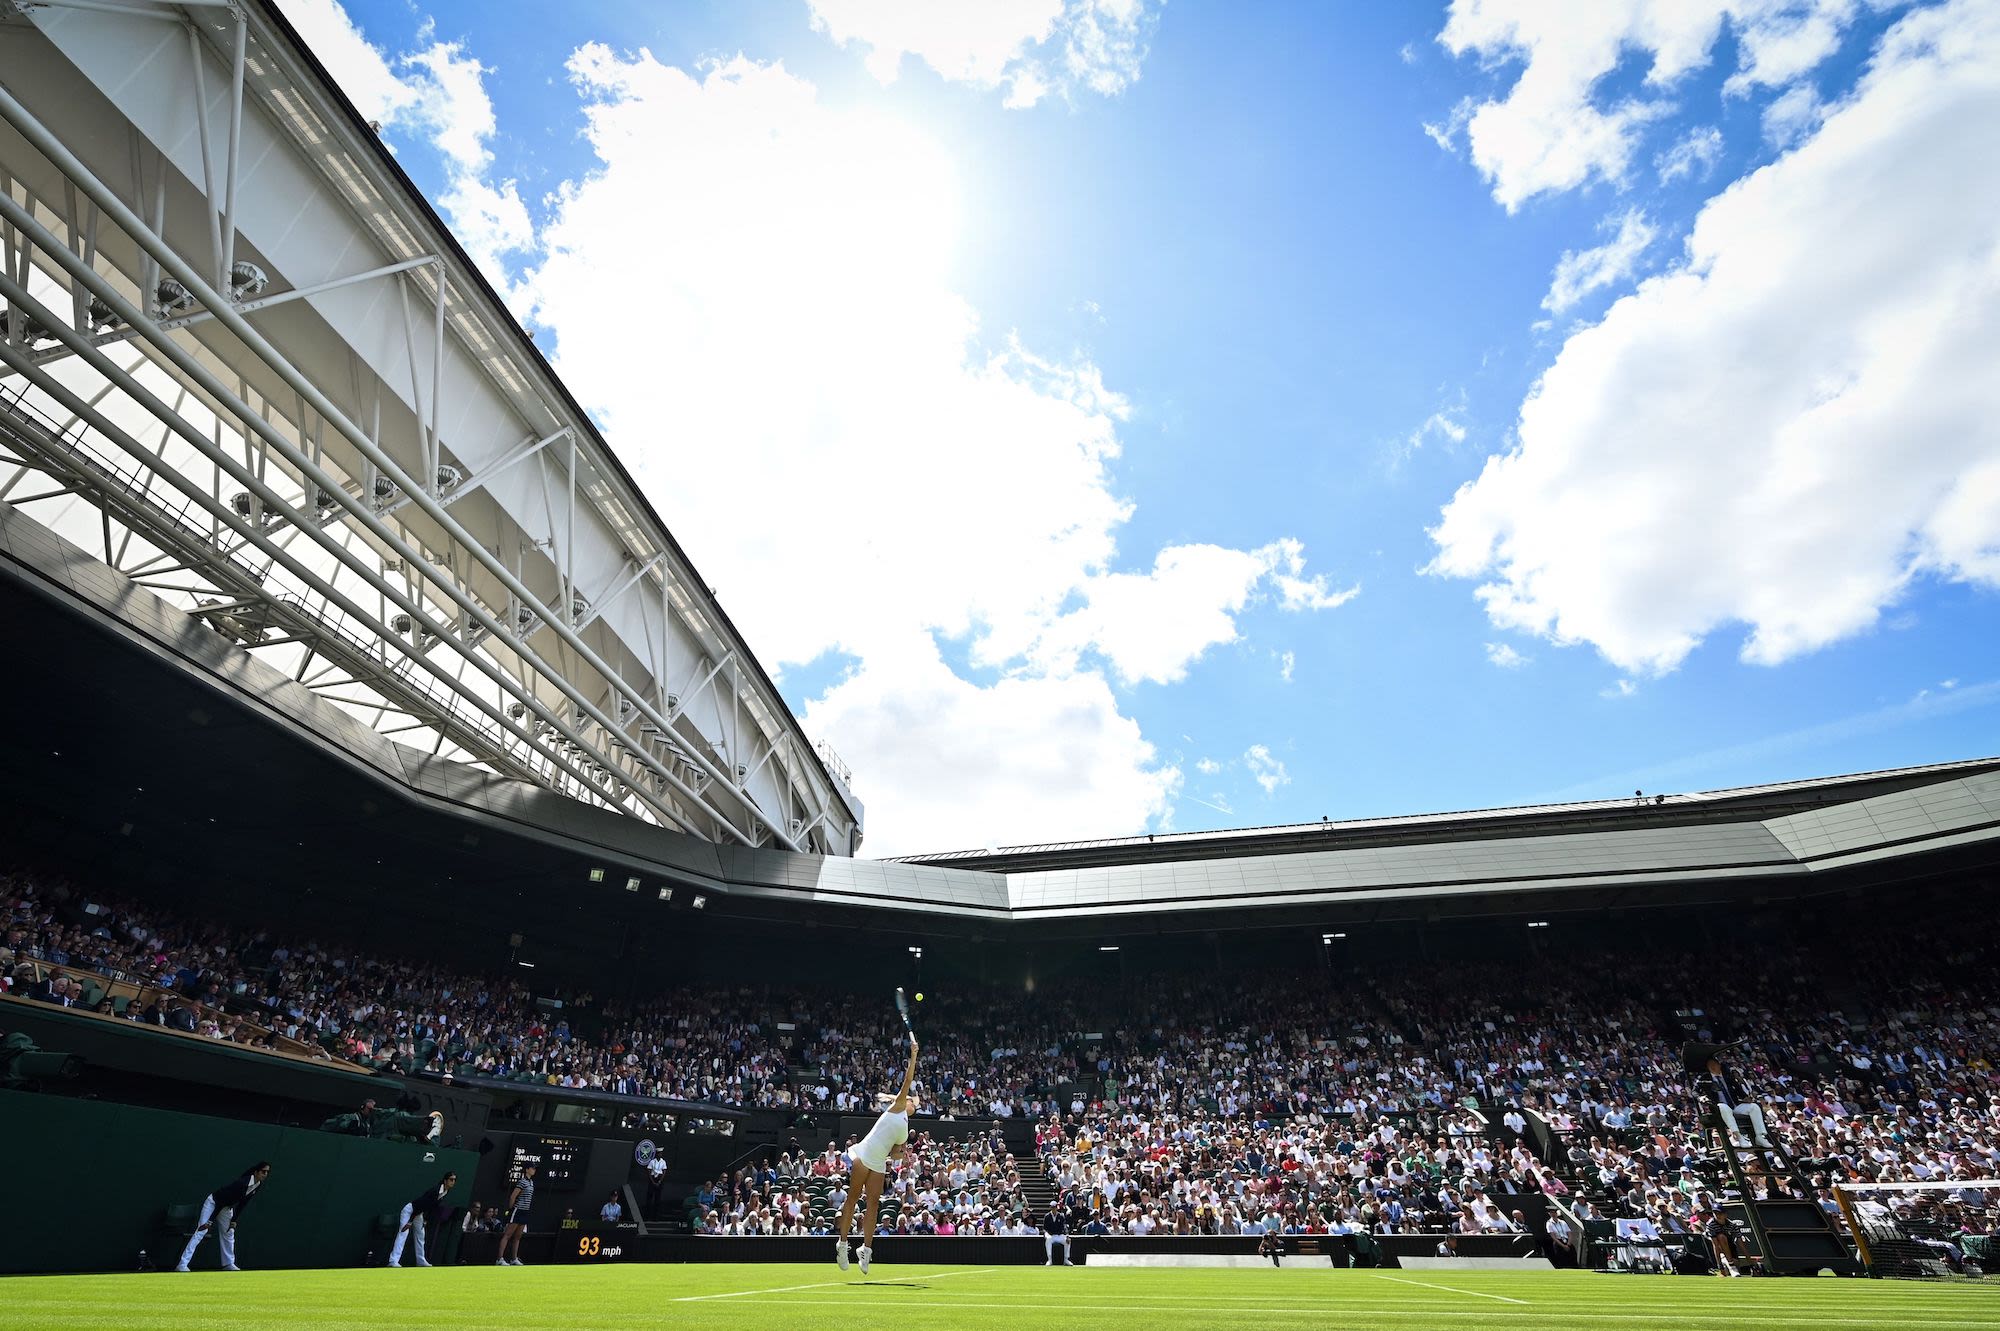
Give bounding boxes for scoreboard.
[509,1134,592,1191]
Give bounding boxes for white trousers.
[389,1205,427,1265]
[1045,1234,1069,1261]
[1717,1101,1771,1145]
[178,1196,238,1269]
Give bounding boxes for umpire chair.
[1683,1042,1858,1276]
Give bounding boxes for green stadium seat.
[162,1203,202,1236]
[78,979,105,1008]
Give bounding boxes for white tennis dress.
[852,1107,910,1173]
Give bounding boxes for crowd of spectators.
[687,1129,1037,1236]
[4,865,1995,1248]
[1032,1106,1570,1237]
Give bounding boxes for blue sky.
[297,0,2000,853]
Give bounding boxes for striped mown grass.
[5,1262,1997,1330]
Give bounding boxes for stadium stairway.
[1004,1122,1061,1219]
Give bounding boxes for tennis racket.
[894,987,914,1034]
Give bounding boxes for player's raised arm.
[891,1031,919,1113]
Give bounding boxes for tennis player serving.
[835,1030,919,1275]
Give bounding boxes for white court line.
[669,1300,2000,1326]
[673,1266,997,1303]
[1369,1274,1530,1305]
[674,1279,847,1303]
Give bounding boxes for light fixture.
[908,946,923,957]
[625,876,641,892]
[690,894,707,910]
[588,868,605,883]
[1099,945,1120,952]
[1527,920,1550,928]
[658,887,673,902]
[1322,932,1346,942]
[228,261,269,298]
[518,960,536,968]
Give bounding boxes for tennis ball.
[915,992,924,1002]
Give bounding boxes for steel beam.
[0,271,706,835]
[0,202,743,839]
[0,42,835,849]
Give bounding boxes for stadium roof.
[0,0,858,854]
[7,493,1996,943]
[889,756,2000,872]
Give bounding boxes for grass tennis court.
[4,1263,1997,1330]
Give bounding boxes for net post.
[1832,1185,1875,1275]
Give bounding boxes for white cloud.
[279,0,421,125]
[1656,124,1725,182]
[1430,0,2000,676]
[1602,678,1638,698]
[1726,0,1869,94]
[1761,82,1826,146]
[1485,641,1532,669]
[1279,649,1296,682]
[801,634,1178,851]
[1243,744,1290,795]
[514,49,1349,854]
[1422,96,1476,153]
[1017,541,1280,686]
[806,0,1160,108]
[1001,536,1354,686]
[1405,398,1469,454]
[404,40,534,284]
[1194,757,1221,775]
[278,3,532,286]
[1433,0,1868,210]
[1542,209,1656,313]
[1266,537,1361,612]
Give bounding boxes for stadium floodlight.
[518,960,535,968]
[624,876,640,892]
[1099,945,1120,952]
[1527,920,1550,928]
[588,867,604,882]
[228,261,269,299]
[908,946,923,957]
[1322,932,1346,942]
[690,894,707,910]
[152,277,194,317]
[657,887,672,902]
